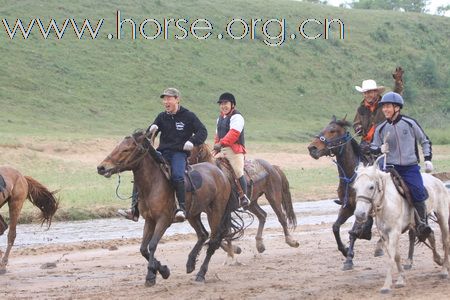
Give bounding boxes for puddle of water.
[0,199,349,248]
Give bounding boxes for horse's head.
[188,143,215,165]
[97,130,155,177]
[353,159,384,223]
[308,116,352,159]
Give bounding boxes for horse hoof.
[374,249,384,257]
[287,240,300,248]
[256,244,266,253]
[342,262,353,271]
[159,265,170,279]
[234,246,242,255]
[380,288,391,294]
[195,275,205,282]
[403,264,412,270]
[395,283,405,288]
[186,263,195,274]
[145,279,156,287]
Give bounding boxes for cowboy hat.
[355,80,385,93]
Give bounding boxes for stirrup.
[416,223,432,242]
[240,195,250,209]
[173,209,186,223]
[117,209,139,222]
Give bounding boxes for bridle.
[107,133,151,172]
[315,131,353,153]
[354,173,383,206]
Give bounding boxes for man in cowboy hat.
[353,67,404,159]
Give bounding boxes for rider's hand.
[392,66,404,81]
[380,143,389,154]
[424,161,433,173]
[213,143,222,152]
[147,124,158,134]
[183,141,193,151]
[354,125,363,136]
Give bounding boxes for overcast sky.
[325,0,450,15]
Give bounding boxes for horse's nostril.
[97,166,104,173]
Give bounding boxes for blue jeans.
[161,150,187,183]
[394,164,428,202]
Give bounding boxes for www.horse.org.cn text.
[1,10,345,47]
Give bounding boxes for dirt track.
[2,217,450,299]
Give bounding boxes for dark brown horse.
[0,166,59,274]
[97,130,244,286]
[307,117,415,271]
[189,143,298,256]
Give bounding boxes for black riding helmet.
[217,92,236,106]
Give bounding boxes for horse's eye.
[369,186,374,190]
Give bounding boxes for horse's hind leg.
[187,214,208,274]
[434,211,450,278]
[0,196,24,274]
[247,202,267,253]
[265,191,299,248]
[403,229,415,270]
[374,237,385,257]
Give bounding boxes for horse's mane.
[333,119,352,128]
[198,143,215,163]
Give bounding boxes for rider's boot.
[238,176,250,209]
[117,182,139,222]
[413,201,432,242]
[173,180,186,222]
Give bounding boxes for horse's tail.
[25,176,59,227]
[273,165,297,230]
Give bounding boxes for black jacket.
[152,106,207,152]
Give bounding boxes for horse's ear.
[342,114,347,122]
[332,115,336,122]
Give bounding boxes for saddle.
[388,168,414,206]
[244,160,269,200]
[184,167,202,192]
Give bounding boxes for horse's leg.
[144,218,171,287]
[333,208,353,258]
[434,211,450,278]
[380,232,399,294]
[140,219,155,261]
[374,237,385,257]
[195,206,225,282]
[187,214,209,274]
[220,239,242,265]
[265,190,299,248]
[394,250,405,288]
[403,229,415,270]
[343,224,358,271]
[0,196,24,274]
[247,201,268,253]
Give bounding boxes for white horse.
[353,160,450,294]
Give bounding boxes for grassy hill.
[1,0,449,143]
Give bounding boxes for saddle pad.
[244,160,268,183]
[185,169,202,192]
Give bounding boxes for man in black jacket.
[118,87,207,222]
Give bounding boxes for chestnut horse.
[0,166,59,274]
[97,130,244,286]
[308,117,415,271]
[189,143,298,256]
